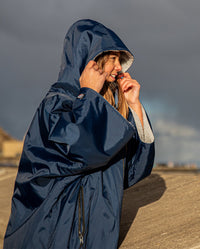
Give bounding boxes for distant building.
[2,140,23,158]
[0,127,12,152]
[155,162,198,171]
[0,127,23,160]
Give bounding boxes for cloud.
[154,118,200,165]
[154,119,200,138]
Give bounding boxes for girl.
[4,19,154,249]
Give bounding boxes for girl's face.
[103,53,122,82]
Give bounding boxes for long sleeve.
[46,88,135,172]
[124,108,155,189]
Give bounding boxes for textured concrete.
[0,167,200,249]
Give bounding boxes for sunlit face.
[103,52,122,82]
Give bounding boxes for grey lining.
[130,106,154,144]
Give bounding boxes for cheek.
[103,63,114,74]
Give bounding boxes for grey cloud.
[154,119,200,139]
[155,134,200,164]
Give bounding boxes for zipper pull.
[79,232,84,245]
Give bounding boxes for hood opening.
[93,50,134,73]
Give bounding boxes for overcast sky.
[1,0,200,166]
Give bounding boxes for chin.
[106,77,115,83]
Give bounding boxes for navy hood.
[55,19,134,96]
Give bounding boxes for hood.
[54,19,134,96]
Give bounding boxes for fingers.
[121,81,133,92]
[103,71,108,77]
[98,69,103,74]
[80,60,107,93]
[121,81,134,92]
[117,72,131,79]
[93,64,99,71]
[86,61,103,74]
[86,60,97,69]
[122,72,132,79]
[119,78,140,93]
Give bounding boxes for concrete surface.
[0,167,199,249]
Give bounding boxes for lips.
[110,74,117,79]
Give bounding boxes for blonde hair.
[95,52,129,119]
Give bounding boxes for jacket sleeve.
[47,87,135,172]
[124,108,155,189]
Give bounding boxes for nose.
[115,59,122,72]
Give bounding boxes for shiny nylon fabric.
[4,19,154,249]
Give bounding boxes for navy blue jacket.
[4,19,155,249]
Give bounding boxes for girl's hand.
[117,72,141,107]
[79,61,107,93]
[117,72,144,126]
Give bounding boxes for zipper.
[123,144,127,179]
[123,157,125,180]
[78,185,85,249]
